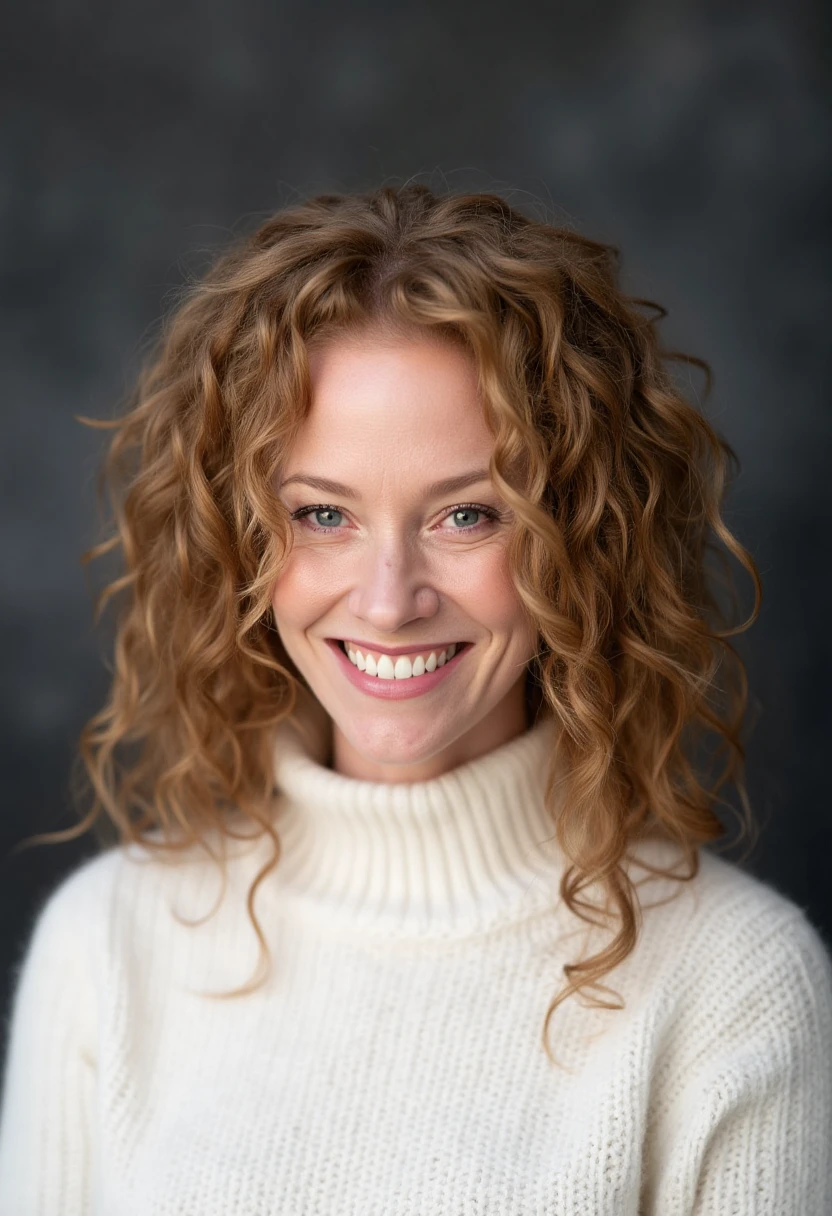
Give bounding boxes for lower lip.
[325,639,471,700]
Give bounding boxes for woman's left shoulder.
[628,841,832,1216]
[692,846,829,968]
[633,837,832,1028]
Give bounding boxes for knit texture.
[1,711,831,1214]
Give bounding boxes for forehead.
[296,332,493,454]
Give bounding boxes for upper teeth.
[345,642,459,679]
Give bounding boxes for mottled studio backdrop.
[2,0,830,1041]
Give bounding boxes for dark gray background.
[2,0,830,1041]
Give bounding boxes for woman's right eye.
[290,505,346,533]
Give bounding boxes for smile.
[339,640,466,679]
[325,639,471,700]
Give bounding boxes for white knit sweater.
[1,712,831,1215]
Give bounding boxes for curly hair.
[17,183,762,1066]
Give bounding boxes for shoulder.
[6,849,130,1005]
[631,838,832,1052]
[18,847,125,952]
[15,828,232,960]
[3,849,128,1065]
[621,845,832,1212]
[695,849,832,1042]
[631,835,829,951]
[683,846,830,982]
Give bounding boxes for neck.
[268,707,566,942]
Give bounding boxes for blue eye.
[312,507,343,529]
[288,505,346,533]
[450,507,482,528]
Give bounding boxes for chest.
[94,931,660,1214]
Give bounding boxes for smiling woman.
[1,184,830,1215]
[271,332,538,780]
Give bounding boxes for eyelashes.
[289,501,505,536]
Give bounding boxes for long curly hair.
[17,183,762,1065]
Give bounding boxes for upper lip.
[330,638,468,657]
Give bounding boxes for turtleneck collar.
[267,710,566,942]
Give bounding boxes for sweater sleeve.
[653,906,832,1215]
[0,856,110,1216]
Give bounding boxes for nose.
[347,540,440,635]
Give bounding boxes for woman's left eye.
[441,504,499,531]
[289,502,501,534]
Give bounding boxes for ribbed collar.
[268,711,566,942]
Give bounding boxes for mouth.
[324,637,472,695]
[334,638,471,672]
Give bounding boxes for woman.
[0,184,829,1214]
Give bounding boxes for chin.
[339,715,454,765]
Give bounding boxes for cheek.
[452,547,528,633]
[271,551,335,627]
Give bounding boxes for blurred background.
[2,0,829,1038]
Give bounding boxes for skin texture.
[271,328,538,782]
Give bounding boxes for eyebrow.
[277,469,493,500]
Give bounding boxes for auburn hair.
[18,183,762,1065]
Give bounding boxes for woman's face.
[271,327,538,781]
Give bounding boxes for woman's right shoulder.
[27,846,125,929]
[27,829,228,930]
[21,823,271,975]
